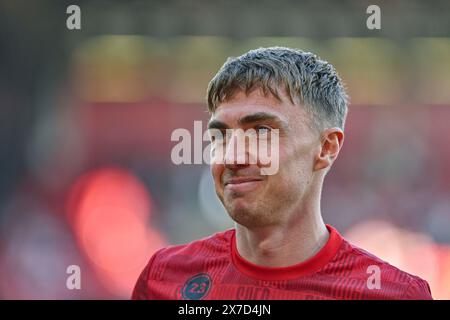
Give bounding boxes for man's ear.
[313,128,344,172]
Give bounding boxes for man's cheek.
[211,164,223,187]
[260,161,279,176]
[258,130,280,176]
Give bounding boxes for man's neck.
[234,210,329,268]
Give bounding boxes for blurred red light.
[67,167,166,296]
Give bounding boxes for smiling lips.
[224,177,263,185]
[224,177,264,192]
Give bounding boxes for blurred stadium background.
[1,0,450,299]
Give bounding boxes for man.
[132,47,432,300]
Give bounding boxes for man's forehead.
[210,89,306,125]
[218,89,285,109]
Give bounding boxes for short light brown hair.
[207,46,348,131]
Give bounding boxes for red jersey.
[132,225,432,300]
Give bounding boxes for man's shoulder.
[152,228,234,262]
[334,238,433,299]
[342,239,425,282]
[132,229,235,299]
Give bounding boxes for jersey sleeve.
[402,278,433,300]
[131,249,162,300]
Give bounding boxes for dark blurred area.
[0,0,450,299]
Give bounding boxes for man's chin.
[224,196,252,212]
[225,199,266,227]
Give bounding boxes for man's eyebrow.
[207,119,229,130]
[238,112,289,129]
[207,112,289,130]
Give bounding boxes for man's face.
[209,88,322,228]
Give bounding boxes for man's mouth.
[224,177,264,192]
[224,177,264,185]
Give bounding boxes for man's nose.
[224,130,249,169]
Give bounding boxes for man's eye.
[209,130,226,142]
[256,126,271,134]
